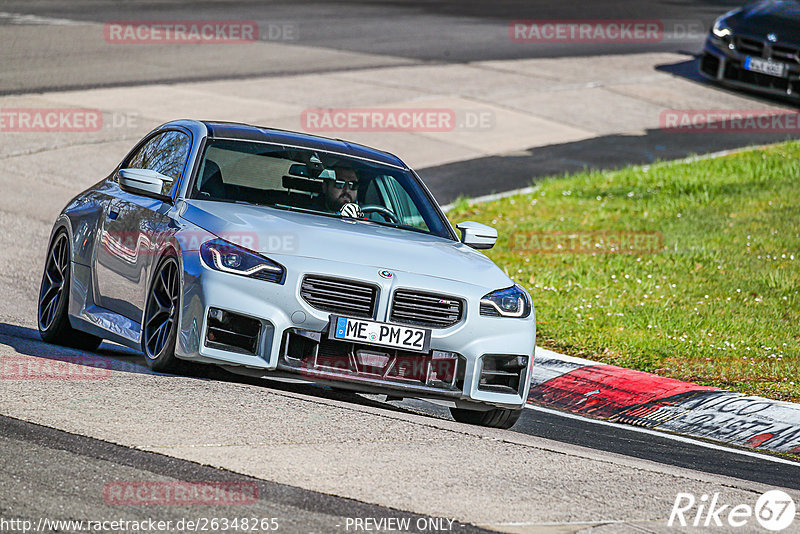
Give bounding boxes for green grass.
[448,142,800,401]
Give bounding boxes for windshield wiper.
[196,197,262,207]
[270,204,429,235]
[271,204,343,219]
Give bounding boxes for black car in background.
[700,0,800,102]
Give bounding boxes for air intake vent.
[205,308,261,355]
[479,354,528,394]
[300,275,377,318]
[735,36,765,56]
[390,290,462,328]
[771,44,800,65]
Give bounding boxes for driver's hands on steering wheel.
[340,203,403,224]
[359,205,402,224]
[339,202,363,219]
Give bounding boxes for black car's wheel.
[38,230,103,351]
[450,406,523,429]
[142,254,184,372]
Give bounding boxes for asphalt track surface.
[1,323,799,518]
[0,414,493,533]
[3,0,800,530]
[4,0,799,199]
[422,126,800,204]
[0,0,741,93]
[4,0,798,206]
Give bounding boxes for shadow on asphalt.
[421,56,800,204]
[422,122,800,204]
[7,322,800,490]
[655,56,709,83]
[0,322,429,419]
[656,56,800,110]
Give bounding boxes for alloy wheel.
[144,258,180,359]
[38,233,69,332]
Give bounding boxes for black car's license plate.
[329,316,431,353]
[744,56,788,78]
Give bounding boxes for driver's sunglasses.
[332,179,359,191]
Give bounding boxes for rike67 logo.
[669,490,796,531]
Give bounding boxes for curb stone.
[530,347,800,455]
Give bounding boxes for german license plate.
[329,316,430,353]
[744,56,788,78]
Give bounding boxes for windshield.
[190,139,453,239]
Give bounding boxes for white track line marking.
[525,404,800,467]
[0,11,84,26]
[490,520,634,527]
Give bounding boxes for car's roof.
[201,121,407,168]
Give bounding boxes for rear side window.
[125,130,191,195]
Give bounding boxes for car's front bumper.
[699,35,800,100]
[175,250,536,410]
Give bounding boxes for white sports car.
[38,120,535,428]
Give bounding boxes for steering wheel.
[360,205,401,224]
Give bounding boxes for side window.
[368,175,429,231]
[125,131,191,195]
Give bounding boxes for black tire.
[142,254,184,373]
[38,230,103,351]
[450,406,523,429]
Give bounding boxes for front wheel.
[450,406,523,429]
[142,254,183,372]
[38,230,103,351]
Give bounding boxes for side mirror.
[456,221,497,250]
[118,168,174,202]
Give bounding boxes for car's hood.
[180,200,512,289]
[728,1,800,42]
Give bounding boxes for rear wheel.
[450,406,523,429]
[38,230,103,351]
[142,255,183,372]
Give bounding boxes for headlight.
[200,238,285,284]
[480,284,531,318]
[711,17,732,39]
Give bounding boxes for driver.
[318,165,362,216]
